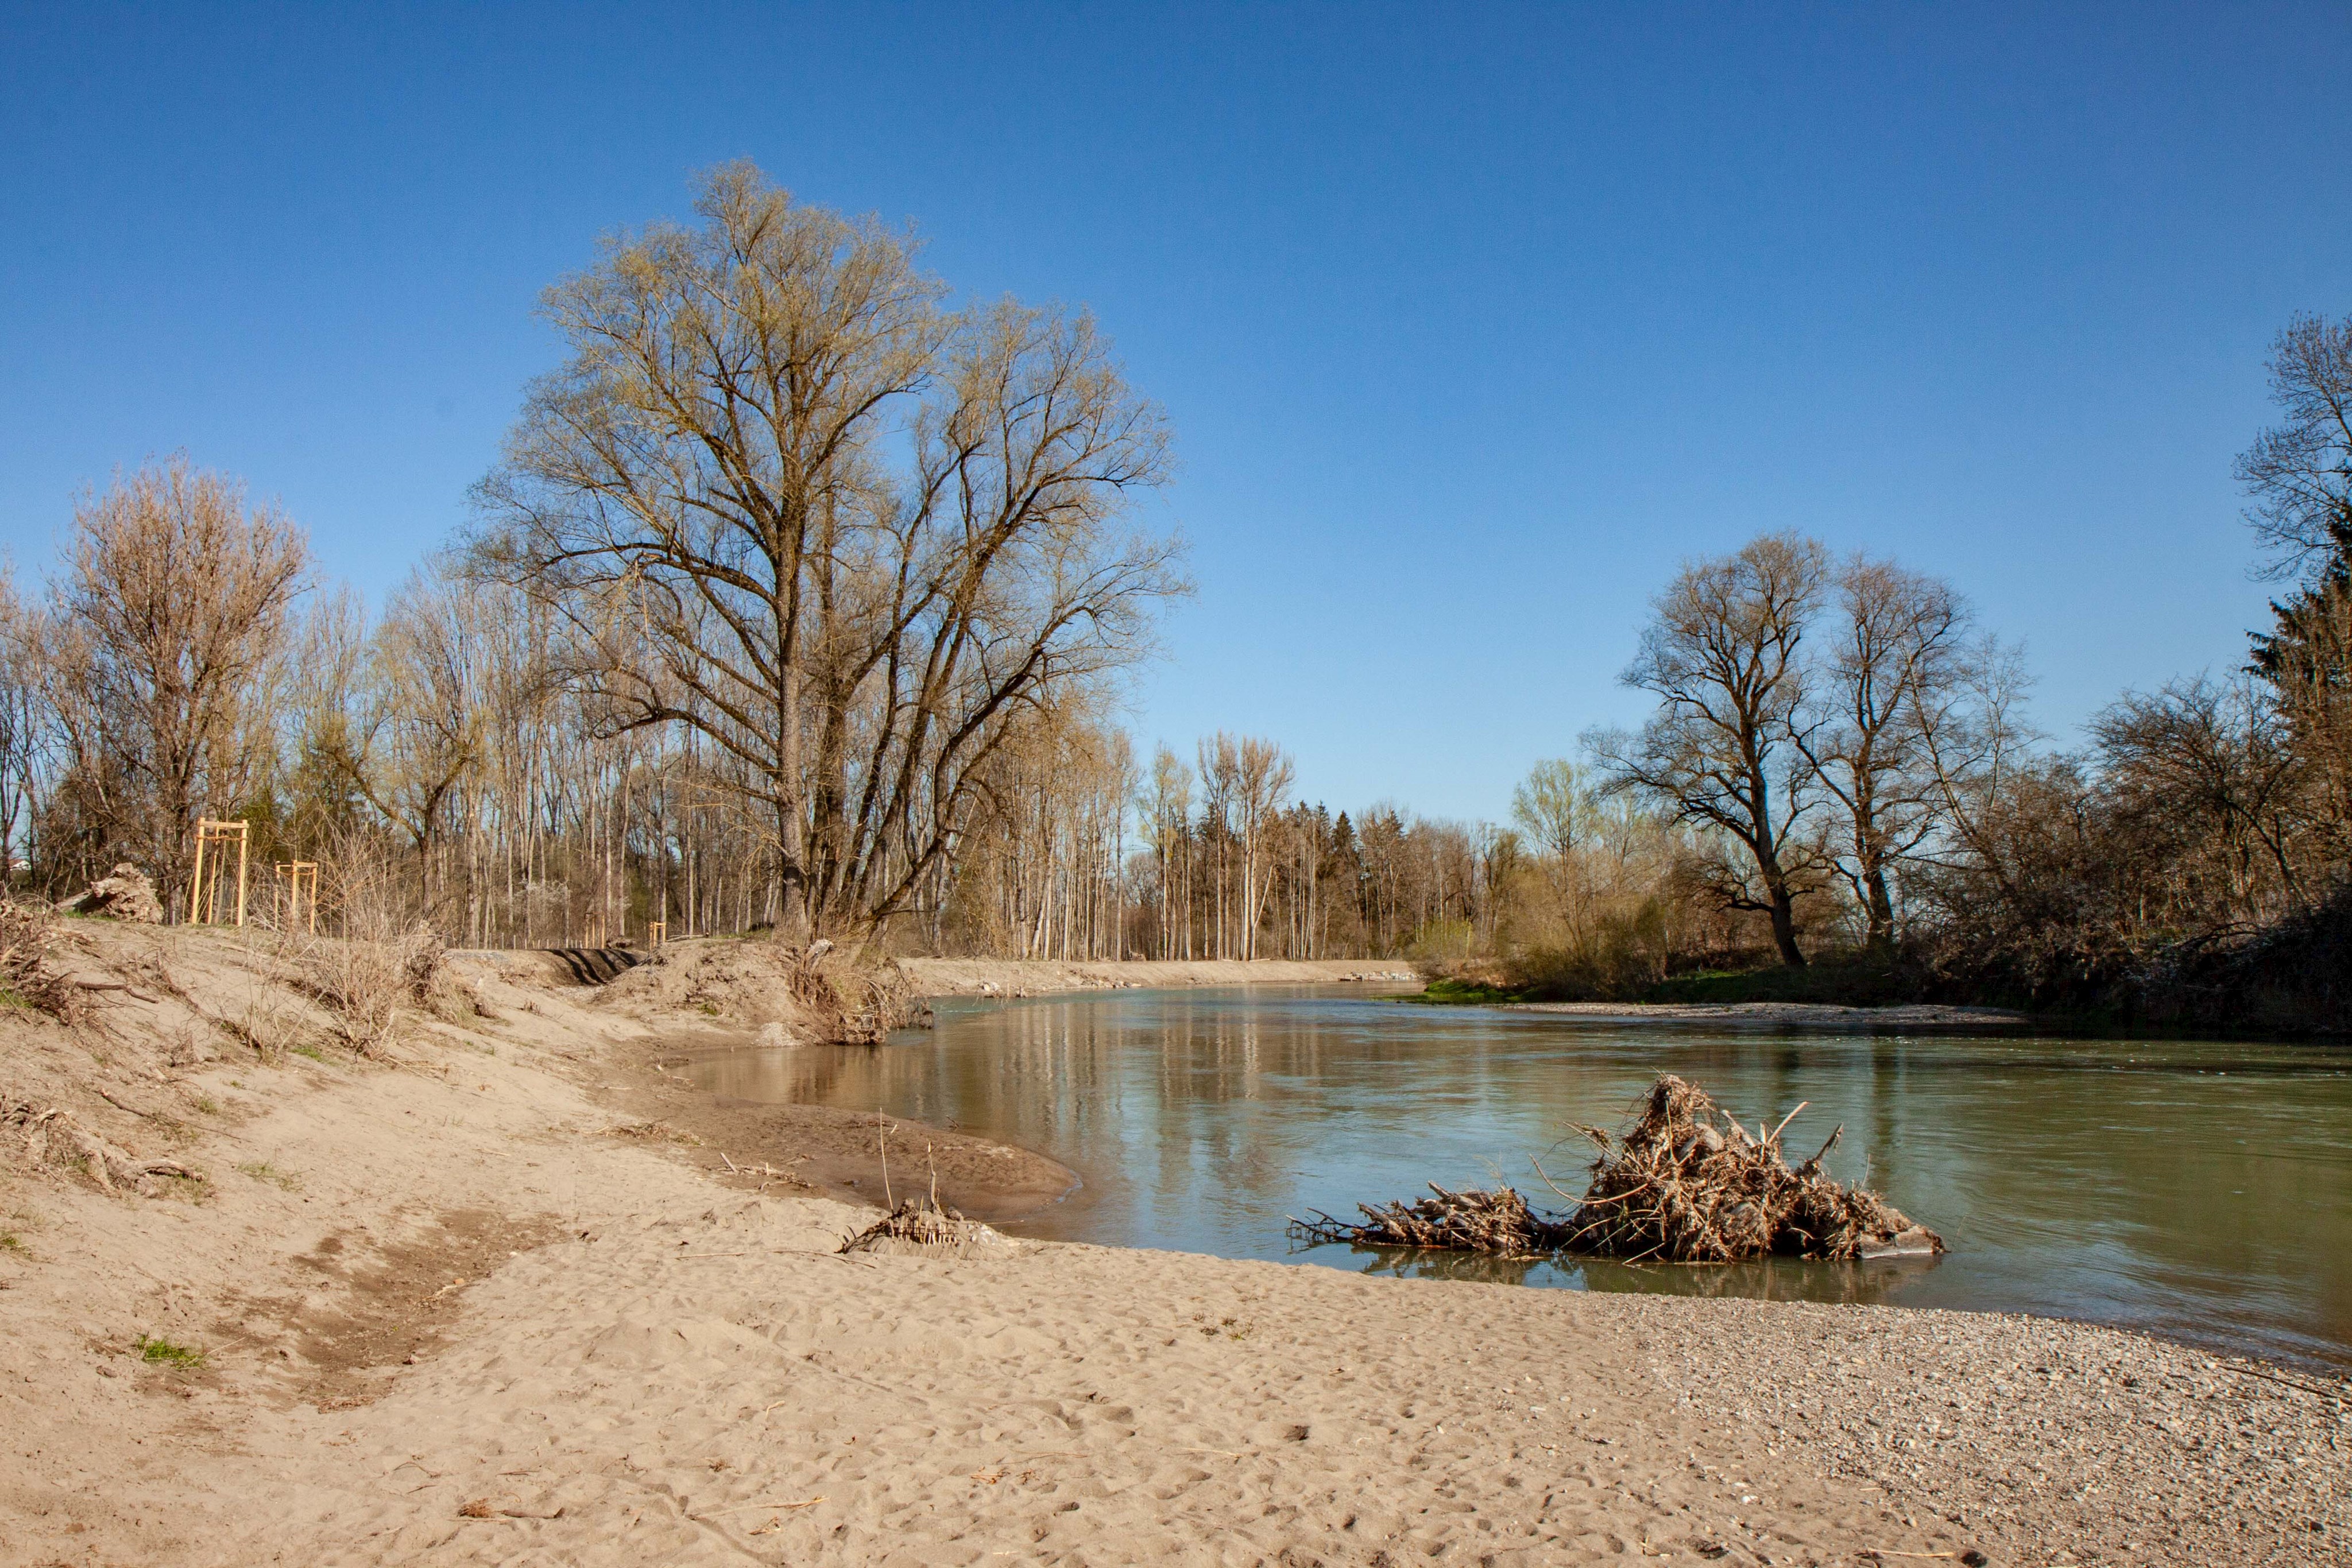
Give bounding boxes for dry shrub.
[226,954,311,1061]
[0,901,84,1023]
[303,921,444,1056]
[288,834,450,1056]
[1566,1075,1940,1262]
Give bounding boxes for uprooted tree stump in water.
[1289,1073,1941,1264]
[1566,1074,1940,1262]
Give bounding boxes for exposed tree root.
[1565,1074,1941,1261]
[4,1098,195,1193]
[837,1197,1012,1258]
[1290,1183,1566,1257]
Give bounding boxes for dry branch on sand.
[1292,1074,1942,1265]
[4,1098,194,1193]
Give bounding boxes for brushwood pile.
[1291,1074,1941,1264]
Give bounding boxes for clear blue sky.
[6,3,2349,822]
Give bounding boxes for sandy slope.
[1,927,2343,1567]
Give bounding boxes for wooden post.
[648,920,666,947]
[191,820,252,926]
[189,828,207,927]
[276,862,319,934]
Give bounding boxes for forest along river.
[676,985,2352,1371]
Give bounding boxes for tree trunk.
[1767,884,1806,967]
[1863,861,1895,951]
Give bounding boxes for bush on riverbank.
[1421,898,2352,1034]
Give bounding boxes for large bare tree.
[1797,554,1972,948]
[2240,311,2352,850]
[52,456,310,916]
[471,162,1182,939]
[1591,532,1828,965]
[2237,311,2352,584]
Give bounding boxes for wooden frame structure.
[274,861,320,934]
[647,920,666,947]
[189,819,251,927]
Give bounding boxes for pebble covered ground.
[1626,1294,2351,1565]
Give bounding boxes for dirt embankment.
[0,922,2343,1567]
[898,955,1421,997]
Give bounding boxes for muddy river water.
[678,985,2352,1370]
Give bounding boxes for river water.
[678,985,2352,1370]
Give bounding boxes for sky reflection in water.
[679,986,2352,1370]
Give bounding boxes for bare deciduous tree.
[52,457,310,915]
[472,162,1182,940]
[2241,311,2352,850]
[343,566,489,906]
[2092,675,2307,923]
[1143,745,1193,959]
[1797,555,1972,949]
[1590,532,1829,966]
[2236,311,2352,584]
[1198,733,1294,960]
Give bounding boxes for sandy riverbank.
[2,927,2342,1566]
[896,955,1422,997]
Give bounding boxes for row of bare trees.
[0,165,1187,950]
[6,156,2340,1019]
[1553,309,2352,1019]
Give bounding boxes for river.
[677,985,2352,1370]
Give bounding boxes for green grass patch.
[289,1043,328,1063]
[1402,977,1530,1006]
[194,1096,220,1114]
[1637,957,1918,1008]
[134,1335,206,1368]
[0,1231,24,1252]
